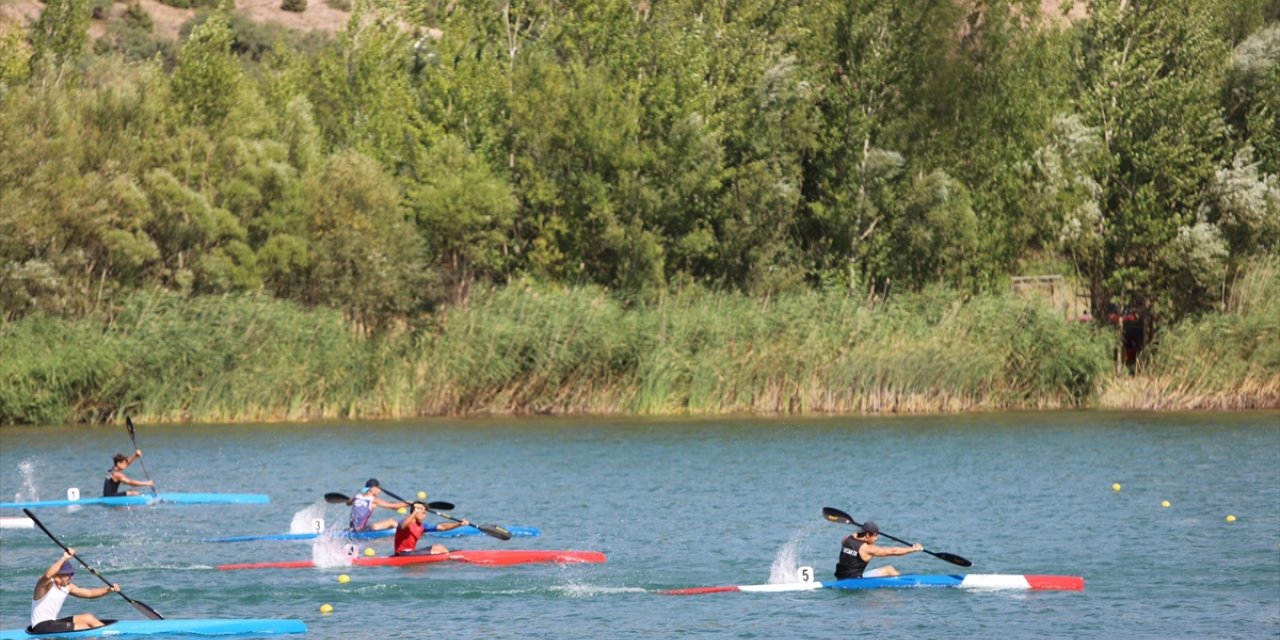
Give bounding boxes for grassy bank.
[1102,258,1280,410]
[3,265,1275,425]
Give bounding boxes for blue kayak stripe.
[0,618,305,639]
[1,493,270,509]
[822,575,966,589]
[202,525,540,543]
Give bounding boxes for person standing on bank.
[28,549,117,634]
[103,451,153,497]
[834,521,923,579]
[347,479,409,532]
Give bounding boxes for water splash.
[768,522,823,583]
[312,536,356,568]
[289,503,328,534]
[13,459,39,501]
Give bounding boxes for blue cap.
[365,478,380,488]
[56,561,75,576]
[859,521,879,535]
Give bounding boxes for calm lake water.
[1,411,1277,639]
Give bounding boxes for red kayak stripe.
[658,586,743,596]
[1024,575,1085,591]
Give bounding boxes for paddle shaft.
[124,417,157,496]
[823,507,972,568]
[324,493,453,511]
[23,509,164,620]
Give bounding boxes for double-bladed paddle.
[23,508,164,620]
[324,492,454,512]
[335,486,514,542]
[124,416,157,497]
[822,506,972,568]
[373,488,509,540]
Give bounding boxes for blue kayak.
[0,618,306,639]
[0,493,270,509]
[202,524,541,543]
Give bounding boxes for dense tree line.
[1,0,1277,333]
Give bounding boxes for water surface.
[2,411,1277,639]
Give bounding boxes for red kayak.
[219,549,606,570]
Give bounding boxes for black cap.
[365,478,380,488]
[860,521,879,535]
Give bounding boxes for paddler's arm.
[433,519,470,532]
[34,550,75,599]
[374,497,408,510]
[69,583,120,599]
[862,542,924,558]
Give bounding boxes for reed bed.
[1103,257,1280,409]
[6,268,1276,425]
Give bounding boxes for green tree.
[302,150,429,330]
[172,12,242,125]
[28,0,92,83]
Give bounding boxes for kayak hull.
[0,618,306,639]
[0,493,270,509]
[202,524,541,543]
[0,516,34,529]
[660,574,1085,595]
[219,549,606,570]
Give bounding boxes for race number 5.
[798,566,815,583]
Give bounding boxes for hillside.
[1,0,352,41]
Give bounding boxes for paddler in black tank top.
[102,450,153,497]
[834,520,923,579]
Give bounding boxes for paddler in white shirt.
[346,478,409,532]
[28,549,117,634]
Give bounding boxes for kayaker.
[393,501,471,556]
[346,479,409,532]
[28,549,117,634]
[102,450,154,497]
[834,521,923,579]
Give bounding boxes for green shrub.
[281,0,306,12]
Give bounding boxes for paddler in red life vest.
[102,450,154,497]
[346,479,409,532]
[28,549,117,634]
[393,501,471,556]
[834,521,923,579]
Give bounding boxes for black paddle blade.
[822,507,856,525]
[125,595,164,620]
[931,551,973,568]
[324,493,351,504]
[126,416,136,439]
[478,524,512,541]
[426,501,455,511]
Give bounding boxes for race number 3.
[311,518,325,534]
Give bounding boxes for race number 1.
[66,488,80,501]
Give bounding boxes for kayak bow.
[219,549,606,570]
[0,618,306,639]
[660,573,1085,595]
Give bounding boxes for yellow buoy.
[1226,514,1236,522]
[364,547,375,557]
[1161,500,1171,508]
[1112,483,1121,492]
[417,491,427,499]
[397,507,407,514]
[337,574,350,584]
[320,604,333,614]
